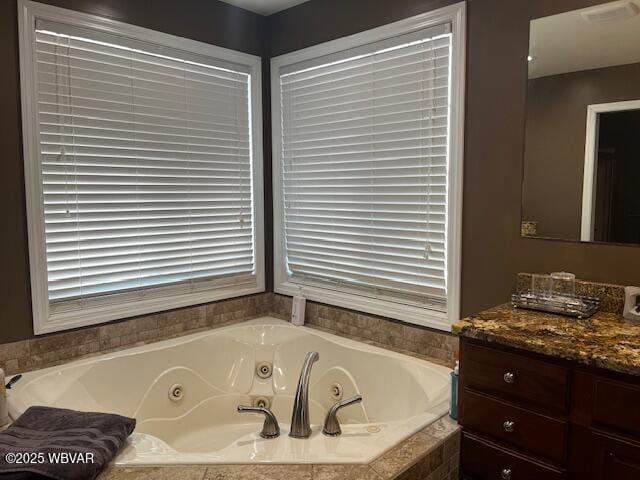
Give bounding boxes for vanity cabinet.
[591,432,640,479]
[459,338,640,480]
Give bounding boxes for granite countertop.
[453,304,640,376]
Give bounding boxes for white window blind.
[278,24,452,311]
[22,12,263,328]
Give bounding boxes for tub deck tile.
[205,464,313,480]
[99,466,207,480]
[369,431,441,479]
[312,464,383,479]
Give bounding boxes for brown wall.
[523,63,640,240]
[268,0,640,316]
[0,0,267,343]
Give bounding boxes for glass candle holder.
[551,271,576,298]
[531,273,552,298]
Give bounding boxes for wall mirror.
[522,0,640,245]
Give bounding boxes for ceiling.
[528,0,640,79]
[220,0,310,15]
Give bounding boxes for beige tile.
[219,312,237,323]
[443,455,459,476]
[99,466,207,480]
[207,312,225,326]
[157,305,204,329]
[137,329,160,343]
[118,333,140,348]
[306,302,319,317]
[157,323,185,339]
[0,340,30,362]
[30,328,99,355]
[17,356,34,372]
[297,297,456,366]
[2,359,20,375]
[204,299,227,323]
[423,417,460,441]
[402,326,449,349]
[416,346,455,365]
[232,309,247,320]
[205,465,312,480]
[99,315,157,340]
[29,343,94,367]
[312,304,329,320]
[100,336,122,351]
[313,464,383,480]
[370,431,441,479]
[241,294,264,317]
[270,294,292,318]
[394,445,443,480]
[443,431,461,459]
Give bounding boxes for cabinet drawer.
[461,342,569,413]
[592,377,640,438]
[462,389,568,463]
[462,432,565,480]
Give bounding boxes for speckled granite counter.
[453,304,640,377]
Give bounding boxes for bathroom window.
[271,4,465,330]
[18,1,264,334]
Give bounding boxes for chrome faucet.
[237,405,280,438]
[322,394,363,436]
[289,351,319,438]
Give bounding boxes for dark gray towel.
[0,406,136,480]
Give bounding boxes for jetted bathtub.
[7,318,451,464]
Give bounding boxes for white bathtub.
[7,318,450,464]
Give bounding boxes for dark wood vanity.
[454,305,640,480]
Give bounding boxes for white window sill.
[275,280,453,332]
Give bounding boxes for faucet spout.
[289,351,319,438]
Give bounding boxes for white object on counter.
[291,296,306,326]
[623,286,640,322]
[0,369,8,427]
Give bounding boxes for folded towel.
[0,406,135,480]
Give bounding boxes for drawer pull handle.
[501,468,512,480]
[503,372,515,384]
[503,420,515,433]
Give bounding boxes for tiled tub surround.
[8,318,451,464]
[0,293,458,377]
[271,295,459,367]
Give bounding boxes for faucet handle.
[237,405,280,438]
[322,394,363,437]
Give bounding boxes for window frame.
[271,3,466,331]
[18,0,265,335]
